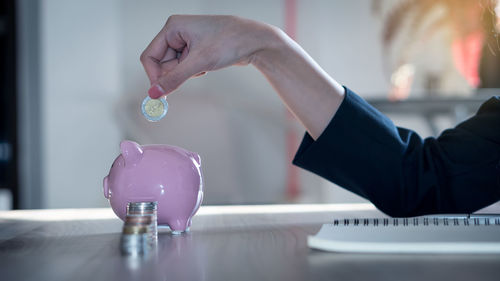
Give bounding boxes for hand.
[141,15,277,98]
[141,15,344,140]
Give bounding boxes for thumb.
[148,58,204,98]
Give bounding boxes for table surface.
[1,203,500,281]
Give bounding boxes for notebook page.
[308,217,500,253]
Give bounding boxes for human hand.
[141,15,278,98]
[141,14,345,140]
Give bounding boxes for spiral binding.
[331,217,500,227]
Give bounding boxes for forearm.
[251,28,345,140]
[293,88,500,216]
[142,15,345,139]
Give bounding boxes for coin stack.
[120,201,158,256]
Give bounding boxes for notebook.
[308,216,500,253]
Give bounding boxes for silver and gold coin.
[141,96,168,122]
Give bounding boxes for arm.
[250,30,345,140]
[140,15,343,140]
[293,88,500,217]
[141,15,500,216]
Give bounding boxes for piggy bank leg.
[168,219,189,235]
[183,218,193,232]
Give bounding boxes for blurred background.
[1,0,498,210]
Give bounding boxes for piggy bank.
[103,140,203,232]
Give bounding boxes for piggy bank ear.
[120,140,143,166]
[189,152,201,166]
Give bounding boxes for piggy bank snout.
[103,176,110,199]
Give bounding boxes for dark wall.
[0,0,18,209]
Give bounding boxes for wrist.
[249,25,290,70]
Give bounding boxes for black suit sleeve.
[293,87,500,217]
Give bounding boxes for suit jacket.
[293,87,500,217]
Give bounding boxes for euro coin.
[141,96,168,122]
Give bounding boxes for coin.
[127,201,158,241]
[141,96,168,122]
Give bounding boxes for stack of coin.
[127,201,158,240]
[120,201,158,256]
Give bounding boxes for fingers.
[161,47,177,63]
[148,56,205,98]
[143,15,209,98]
[140,26,171,84]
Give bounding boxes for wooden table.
[1,204,500,281]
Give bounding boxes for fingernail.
[148,84,165,98]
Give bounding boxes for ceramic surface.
[104,140,203,232]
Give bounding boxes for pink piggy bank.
[103,140,203,232]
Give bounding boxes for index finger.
[140,27,169,84]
